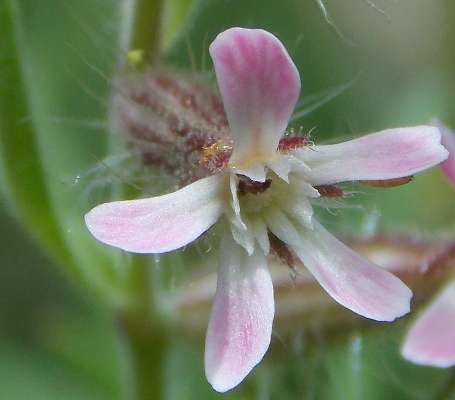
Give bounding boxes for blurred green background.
[2,0,455,398]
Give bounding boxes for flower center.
[236,174,274,215]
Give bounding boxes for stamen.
[314,184,344,197]
[278,127,311,151]
[237,175,272,195]
[199,140,233,169]
[268,232,296,271]
[361,176,413,188]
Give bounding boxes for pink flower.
[85,28,448,392]
[401,280,455,367]
[433,119,455,186]
[401,120,455,368]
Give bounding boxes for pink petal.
[401,280,455,367]
[299,126,449,185]
[289,220,412,321]
[431,119,455,186]
[205,236,274,392]
[85,175,225,253]
[209,28,300,169]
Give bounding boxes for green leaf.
[0,1,73,266]
[0,0,133,304]
[0,340,117,400]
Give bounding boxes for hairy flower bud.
[114,69,232,187]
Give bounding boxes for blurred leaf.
[0,1,73,277]
[36,306,121,396]
[0,0,136,303]
[0,339,119,400]
[0,203,123,399]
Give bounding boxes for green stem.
[120,0,165,64]
[113,0,168,392]
[117,255,168,400]
[113,2,181,398]
[118,312,167,400]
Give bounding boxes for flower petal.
[272,176,318,230]
[297,126,448,185]
[85,175,225,253]
[249,216,270,255]
[265,154,293,182]
[229,214,255,256]
[289,221,412,321]
[401,280,455,367]
[209,28,300,171]
[263,205,303,248]
[432,119,455,186]
[228,173,246,230]
[205,235,274,392]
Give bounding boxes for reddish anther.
[269,232,295,269]
[361,176,413,188]
[238,176,272,195]
[278,135,310,151]
[315,184,344,197]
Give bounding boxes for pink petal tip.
[402,280,455,367]
[209,27,300,167]
[85,175,224,253]
[431,119,455,187]
[291,221,412,321]
[303,126,449,185]
[205,237,274,392]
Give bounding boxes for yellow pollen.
[127,49,145,66]
[199,140,231,165]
